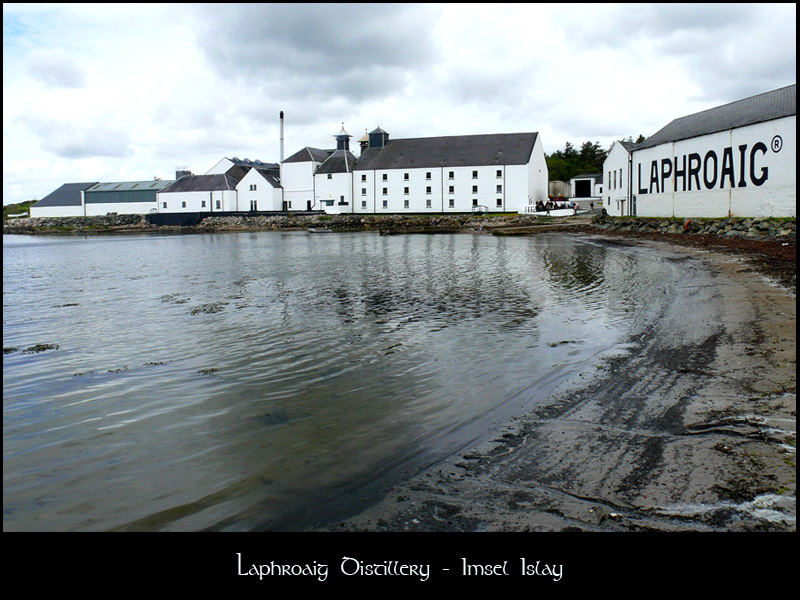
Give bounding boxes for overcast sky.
[3,3,796,205]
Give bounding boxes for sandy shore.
[323,234,796,532]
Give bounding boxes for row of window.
[360,185,503,196]
[348,169,504,183]
[608,168,623,190]
[162,200,222,209]
[360,198,504,209]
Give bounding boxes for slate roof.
[354,132,539,171]
[316,149,358,174]
[86,180,174,193]
[283,147,335,163]
[160,173,241,193]
[571,173,603,183]
[33,182,98,207]
[254,168,282,188]
[636,84,796,150]
[228,157,280,169]
[619,140,637,152]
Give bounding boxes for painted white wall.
[280,161,319,210]
[314,171,353,214]
[206,158,234,175]
[157,190,237,212]
[236,169,282,211]
[603,142,631,216]
[84,201,157,216]
[632,115,795,218]
[527,134,549,206]
[30,204,84,218]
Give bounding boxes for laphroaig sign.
[636,136,783,194]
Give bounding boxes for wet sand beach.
[325,235,796,532]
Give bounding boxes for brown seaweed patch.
[21,344,60,354]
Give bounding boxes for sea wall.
[591,215,796,241]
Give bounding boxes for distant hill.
[3,200,37,220]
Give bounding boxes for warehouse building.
[30,180,174,217]
[568,173,603,201]
[29,182,98,218]
[605,83,796,218]
[282,124,549,214]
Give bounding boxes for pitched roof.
[354,132,539,170]
[254,168,282,188]
[315,149,358,174]
[86,180,175,193]
[283,147,335,163]
[160,173,241,193]
[571,173,603,183]
[33,182,98,207]
[227,157,279,169]
[619,140,637,152]
[636,84,796,150]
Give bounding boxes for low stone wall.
[591,215,796,241]
[4,214,150,233]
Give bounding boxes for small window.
[496,198,502,207]
[162,202,167,208]
[426,172,431,180]
[361,174,367,182]
[426,186,431,194]
[426,199,432,208]
[216,200,221,209]
[340,195,344,201]
[288,201,292,208]
[382,187,388,195]
[496,169,502,178]
[472,185,478,193]
[382,200,388,208]
[404,199,409,208]
[449,198,454,208]
[327,174,332,180]
[404,187,409,195]
[362,188,367,195]
[496,185,502,193]
[448,185,454,193]
[182,201,186,208]
[448,171,454,179]
[361,200,367,208]
[403,173,409,181]
[250,184,257,191]
[472,199,478,206]
[382,174,387,181]
[472,170,478,179]
[201,200,206,207]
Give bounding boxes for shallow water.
[3,231,677,531]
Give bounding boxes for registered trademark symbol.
[771,135,783,152]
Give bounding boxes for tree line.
[546,135,645,182]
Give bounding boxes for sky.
[2,3,796,205]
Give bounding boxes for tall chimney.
[280,111,284,163]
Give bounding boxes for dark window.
[472,170,478,179]
[382,200,388,208]
[382,188,388,195]
[216,200,221,209]
[182,201,186,208]
[362,188,367,195]
[426,199,432,208]
[449,198,454,208]
[162,202,167,208]
[361,200,367,208]
[449,185,454,193]
[382,174,387,181]
[472,199,478,206]
[404,199,409,208]
[496,169,502,178]
[404,187,409,195]
[404,173,409,180]
[496,185,502,193]
[361,174,366,182]
[496,198,502,207]
[250,184,257,191]
[426,186,431,194]
[201,200,206,207]
[472,185,478,193]
[448,171,454,179]
[327,174,332,180]
[426,172,431,180]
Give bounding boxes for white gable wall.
[314,172,353,214]
[206,158,234,175]
[603,142,631,216]
[237,169,282,211]
[281,161,318,210]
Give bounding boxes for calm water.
[3,231,675,531]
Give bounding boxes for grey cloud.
[26,50,87,88]
[23,117,131,158]
[191,3,440,103]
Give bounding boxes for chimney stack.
[280,111,284,163]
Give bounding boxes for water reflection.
[3,231,679,531]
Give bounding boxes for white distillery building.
[602,140,636,216]
[568,173,603,201]
[282,125,548,214]
[605,84,796,218]
[157,158,282,213]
